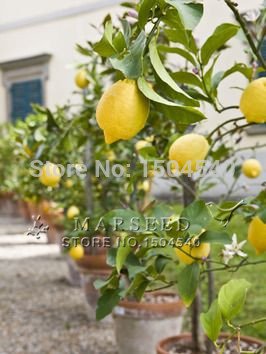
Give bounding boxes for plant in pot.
[76,0,266,353]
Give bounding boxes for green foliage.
[218,279,251,321]
[177,263,200,307]
[201,23,239,65]
[200,300,223,342]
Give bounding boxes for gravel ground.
[0,225,117,354]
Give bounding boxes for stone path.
[0,216,117,354]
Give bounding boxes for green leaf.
[218,279,251,321]
[96,289,121,320]
[182,200,212,228]
[212,63,253,91]
[200,230,231,244]
[177,263,200,307]
[201,24,239,65]
[204,55,220,93]
[126,273,149,300]
[138,0,154,29]
[258,209,266,223]
[155,255,171,273]
[93,21,117,57]
[165,0,204,30]
[110,31,146,79]
[116,239,132,273]
[46,109,60,132]
[200,300,223,342]
[149,37,199,106]
[158,45,197,66]
[156,103,206,127]
[171,71,203,89]
[137,77,206,126]
[113,31,127,52]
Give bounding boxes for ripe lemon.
[240,78,266,123]
[242,159,262,178]
[169,134,209,174]
[39,162,61,187]
[139,180,151,192]
[69,245,84,260]
[96,79,150,144]
[67,206,80,219]
[248,216,266,254]
[135,140,150,151]
[65,179,74,188]
[106,150,116,161]
[176,242,211,264]
[75,69,89,89]
[23,144,33,157]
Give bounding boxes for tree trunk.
[84,140,93,214]
[182,175,205,353]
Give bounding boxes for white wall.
[0,0,121,122]
[0,0,264,149]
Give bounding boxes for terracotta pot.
[156,333,264,354]
[0,192,19,217]
[76,254,110,271]
[113,292,185,354]
[66,256,82,287]
[79,266,111,320]
[18,200,31,221]
[42,209,64,244]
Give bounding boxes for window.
[0,54,51,122]
[10,79,43,121]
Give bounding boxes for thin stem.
[217,105,239,113]
[239,317,266,328]
[209,123,255,153]
[224,0,266,70]
[202,259,266,274]
[207,117,245,139]
[144,16,162,54]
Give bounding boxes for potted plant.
[77,0,266,353]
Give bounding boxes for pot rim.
[156,332,264,354]
[116,291,185,317]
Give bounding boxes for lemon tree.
[1,0,266,352]
[73,0,266,352]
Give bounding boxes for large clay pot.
[79,267,111,320]
[18,200,31,221]
[156,333,264,354]
[0,192,19,217]
[113,292,185,354]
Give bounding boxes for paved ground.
[0,216,117,354]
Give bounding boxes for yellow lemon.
[176,242,211,264]
[96,79,150,144]
[248,216,266,254]
[67,206,80,219]
[139,180,151,192]
[169,134,209,174]
[69,245,84,260]
[107,150,116,161]
[240,78,266,123]
[145,135,155,143]
[135,140,150,151]
[75,69,89,89]
[242,159,262,179]
[39,162,61,187]
[65,179,74,188]
[23,144,33,157]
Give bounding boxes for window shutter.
[10,79,43,122]
[258,39,266,78]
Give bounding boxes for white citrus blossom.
[222,234,247,265]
